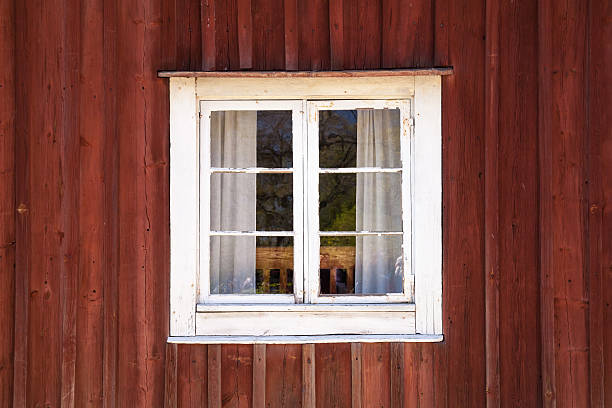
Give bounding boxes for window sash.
[198,99,414,305]
[199,100,305,304]
[306,99,413,303]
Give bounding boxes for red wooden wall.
[0,0,610,406]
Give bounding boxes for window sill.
[167,334,444,344]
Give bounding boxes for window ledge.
[158,67,453,78]
[167,334,444,344]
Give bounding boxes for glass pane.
[257,174,293,231]
[319,109,401,168]
[211,173,293,231]
[320,235,403,295]
[319,110,357,168]
[210,236,294,294]
[257,111,293,168]
[319,173,402,232]
[210,110,292,168]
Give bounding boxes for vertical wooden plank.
[165,343,178,408]
[214,0,240,70]
[75,0,106,405]
[361,343,390,407]
[266,345,302,407]
[221,345,253,407]
[298,0,330,70]
[484,0,500,404]
[252,344,266,408]
[433,0,486,406]
[237,0,253,69]
[302,344,316,408]
[190,345,209,407]
[343,0,382,69]
[0,0,15,404]
[283,0,298,70]
[382,0,434,68]
[116,0,169,403]
[549,1,589,406]
[537,0,555,405]
[329,0,344,70]
[390,343,404,408]
[143,1,172,404]
[201,0,216,70]
[252,0,285,70]
[208,345,222,408]
[15,0,74,404]
[176,345,190,407]
[176,0,203,70]
[351,343,362,408]
[497,0,541,405]
[588,0,612,406]
[315,343,351,407]
[102,0,119,405]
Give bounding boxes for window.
[167,73,443,342]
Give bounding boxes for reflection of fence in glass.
[255,246,294,294]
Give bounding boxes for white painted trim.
[168,334,444,344]
[209,231,294,236]
[210,167,293,173]
[169,77,198,336]
[413,76,443,335]
[195,310,416,336]
[168,75,443,339]
[195,77,417,100]
[196,303,416,312]
[318,167,402,173]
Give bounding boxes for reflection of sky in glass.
[257,111,293,168]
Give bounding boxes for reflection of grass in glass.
[321,235,356,247]
[319,173,356,232]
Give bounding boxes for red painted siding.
[0,0,610,406]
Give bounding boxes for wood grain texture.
[75,0,105,405]
[315,343,350,407]
[237,0,253,69]
[208,345,221,408]
[587,1,612,406]
[252,344,266,408]
[302,344,316,408]
[252,0,285,70]
[550,1,590,406]
[221,345,253,407]
[484,0,500,404]
[382,0,434,68]
[351,343,362,408]
[5,0,611,406]
[497,0,541,405]
[201,0,216,70]
[266,345,302,407]
[283,0,298,70]
[0,0,15,404]
[165,343,178,408]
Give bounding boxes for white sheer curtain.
[210,111,257,294]
[355,109,403,294]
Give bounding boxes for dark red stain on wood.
[1,0,610,406]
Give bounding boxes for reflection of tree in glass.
[319,174,356,246]
[256,174,293,231]
[257,111,292,168]
[319,110,357,168]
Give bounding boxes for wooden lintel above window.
[158,67,453,78]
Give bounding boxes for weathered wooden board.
[3,0,610,406]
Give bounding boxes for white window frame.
[168,74,442,343]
